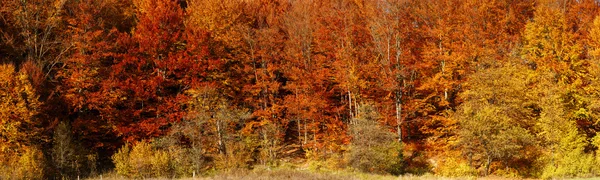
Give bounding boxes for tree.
[61,0,213,146]
[178,87,251,168]
[51,121,96,179]
[0,0,69,71]
[412,0,534,160]
[520,4,600,177]
[0,63,43,155]
[535,75,595,178]
[55,0,138,159]
[522,2,583,81]
[0,63,46,179]
[455,61,536,176]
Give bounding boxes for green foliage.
[347,104,404,175]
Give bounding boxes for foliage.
[454,61,537,176]
[434,156,477,177]
[537,85,596,178]
[0,64,43,153]
[538,129,595,179]
[0,64,48,179]
[347,104,404,175]
[51,121,97,179]
[0,146,45,180]
[4,0,600,178]
[112,141,171,178]
[177,87,254,170]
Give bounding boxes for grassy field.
[84,168,544,180]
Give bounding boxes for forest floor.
[84,168,562,180]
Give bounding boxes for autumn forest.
[3,0,600,179]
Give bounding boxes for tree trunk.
[298,119,302,145]
[485,155,493,176]
[217,119,227,155]
[304,119,308,145]
[348,89,353,124]
[396,93,402,142]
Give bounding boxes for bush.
[214,136,258,170]
[112,141,169,178]
[539,125,596,179]
[16,147,45,179]
[113,140,211,178]
[434,157,477,177]
[151,150,171,177]
[539,151,595,179]
[112,144,132,177]
[0,146,45,180]
[347,104,404,175]
[168,146,203,177]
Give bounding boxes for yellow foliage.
[185,0,245,43]
[112,144,132,177]
[539,125,595,179]
[434,157,477,177]
[167,147,199,177]
[128,141,154,177]
[590,16,600,58]
[113,141,159,178]
[0,146,45,180]
[151,150,171,177]
[114,141,210,178]
[15,147,45,179]
[522,3,582,82]
[0,63,42,156]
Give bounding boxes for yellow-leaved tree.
[0,63,45,179]
[454,61,537,177]
[522,2,598,178]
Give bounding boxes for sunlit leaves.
[0,64,42,154]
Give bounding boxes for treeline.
[2,0,600,179]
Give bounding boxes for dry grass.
[85,168,561,180]
[85,169,468,180]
